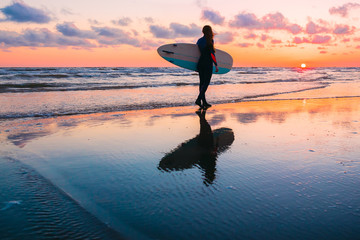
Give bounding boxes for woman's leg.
[196,69,206,106]
[200,68,212,106]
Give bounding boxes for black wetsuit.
[196,36,217,104]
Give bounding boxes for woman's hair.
[202,25,215,51]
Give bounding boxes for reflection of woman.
[195,25,218,109]
[196,109,217,185]
[158,109,234,186]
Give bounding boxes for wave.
[236,71,267,75]
[0,82,200,93]
[3,84,358,120]
[0,78,331,93]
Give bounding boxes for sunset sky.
[1,0,360,67]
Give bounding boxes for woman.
[195,25,218,108]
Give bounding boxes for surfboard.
[157,43,233,74]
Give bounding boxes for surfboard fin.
[162,50,174,54]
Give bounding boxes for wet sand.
[1,97,360,239]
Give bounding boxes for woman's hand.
[215,66,219,72]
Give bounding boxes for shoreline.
[1,95,360,132]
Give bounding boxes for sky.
[1,0,360,67]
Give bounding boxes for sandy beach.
[1,96,359,239]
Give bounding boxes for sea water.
[1,67,359,119]
[0,67,360,239]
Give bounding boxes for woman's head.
[202,25,214,39]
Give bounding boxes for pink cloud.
[333,25,354,35]
[112,17,132,26]
[244,33,257,39]
[305,21,330,34]
[238,43,252,48]
[293,37,310,44]
[217,32,234,44]
[201,9,225,25]
[329,3,360,17]
[261,34,269,41]
[293,35,331,44]
[319,50,327,54]
[229,11,302,34]
[256,43,264,48]
[149,23,201,39]
[271,39,282,44]
[312,35,331,44]
[229,12,260,29]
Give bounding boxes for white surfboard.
[157,43,233,74]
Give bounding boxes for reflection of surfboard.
[157,43,233,74]
[159,127,234,171]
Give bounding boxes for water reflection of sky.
[0,98,359,239]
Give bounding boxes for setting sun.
[301,63,307,68]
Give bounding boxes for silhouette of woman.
[195,25,218,109]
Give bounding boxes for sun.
[301,63,306,68]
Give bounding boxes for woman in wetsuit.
[195,25,218,108]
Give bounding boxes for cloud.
[196,0,207,8]
[0,24,142,49]
[0,28,95,48]
[305,21,330,34]
[140,39,162,50]
[293,37,310,44]
[91,26,140,46]
[271,39,282,44]
[294,35,331,44]
[171,23,200,37]
[333,24,354,35]
[229,12,260,29]
[88,19,101,25]
[92,26,123,37]
[144,17,154,23]
[149,25,173,38]
[261,34,269,41]
[201,9,225,25]
[150,23,201,39]
[216,32,234,44]
[311,35,331,44]
[0,1,51,23]
[0,30,27,46]
[256,43,264,48]
[56,22,95,38]
[229,12,302,34]
[244,33,257,39]
[60,8,74,16]
[329,2,360,17]
[112,17,132,26]
[238,43,252,48]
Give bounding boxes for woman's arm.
[211,52,219,72]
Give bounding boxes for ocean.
[1,67,359,119]
[1,67,360,239]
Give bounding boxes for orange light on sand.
[301,63,306,68]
